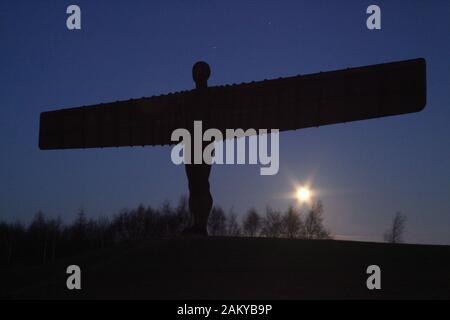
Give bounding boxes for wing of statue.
[39,58,426,150]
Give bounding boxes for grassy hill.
[1,237,449,299]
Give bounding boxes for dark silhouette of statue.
[182,62,213,236]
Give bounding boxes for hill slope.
[2,237,450,299]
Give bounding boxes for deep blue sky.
[1,1,449,244]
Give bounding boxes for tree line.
[0,197,331,267]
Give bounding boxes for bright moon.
[297,187,311,202]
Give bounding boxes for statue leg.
[183,163,213,236]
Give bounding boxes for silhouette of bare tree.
[304,201,330,240]
[282,206,304,239]
[261,208,284,238]
[226,209,242,236]
[208,207,227,236]
[243,208,261,237]
[384,212,407,244]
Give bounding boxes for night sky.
[1,1,449,244]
